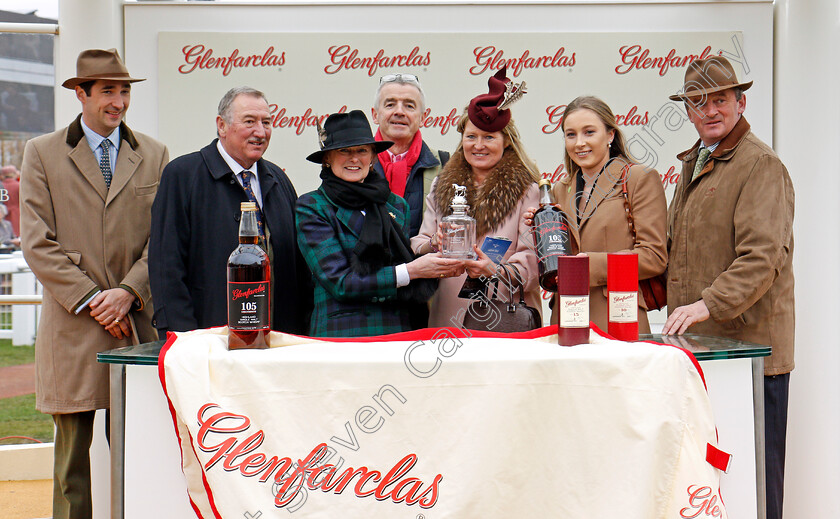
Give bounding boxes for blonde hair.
[455,109,540,181]
[561,96,630,179]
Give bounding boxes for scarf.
[319,168,414,274]
[375,129,423,197]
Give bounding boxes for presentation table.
[98,330,769,519]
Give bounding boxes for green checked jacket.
[296,187,416,337]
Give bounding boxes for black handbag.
[462,263,541,333]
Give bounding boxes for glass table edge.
[97,334,770,366]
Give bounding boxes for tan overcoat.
[21,115,168,413]
[550,158,668,332]
[667,117,795,375]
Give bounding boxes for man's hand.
[104,318,133,340]
[89,288,135,328]
[662,299,710,335]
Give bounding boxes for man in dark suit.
[371,74,449,237]
[149,86,310,337]
[21,48,168,519]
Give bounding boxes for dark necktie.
[99,141,112,188]
[240,170,265,236]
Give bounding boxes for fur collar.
[434,148,537,236]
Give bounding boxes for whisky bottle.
[227,202,270,350]
[532,179,574,290]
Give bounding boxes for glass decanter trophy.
[441,184,477,259]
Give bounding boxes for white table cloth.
[159,326,728,518]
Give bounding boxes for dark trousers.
[52,410,109,519]
[765,373,790,519]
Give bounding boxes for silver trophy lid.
[450,184,469,214]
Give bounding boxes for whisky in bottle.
[227,202,271,350]
[532,179,575,291]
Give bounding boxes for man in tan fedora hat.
[20,48,168,519]
[662,55,795,519]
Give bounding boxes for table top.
[97,333,770,366]
[639,333,771,361]
[98,340,166,366]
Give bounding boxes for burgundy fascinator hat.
[467,66,527,132]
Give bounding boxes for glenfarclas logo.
[615,105,649,126]
[615,45,713,76]
[661,166,680,187]
[537,223,570,236]
[421,107,461,136]
[680,485,724,517]
[612,293,635,303]
[179,45,285,76]
[470,46,576,77]
[197,404,443,509]
[542,165,568,184]
[543,105,567,134]
[324,45,431,76]
[231,285,265,301]
[564,297,587,307]
[270,106,347,135]
[544,104,649,134]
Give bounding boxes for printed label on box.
[609,291,637,323]
[560,295,589,327]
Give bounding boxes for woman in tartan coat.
[296,110,463,337]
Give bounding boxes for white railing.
[0,252,40,345]
[0,22,59,35]
[0,295,42,304]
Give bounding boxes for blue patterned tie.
[240,171,265,236]
[99,141,112,188]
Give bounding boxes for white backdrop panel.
[156,30,740,202]
[125,1,773,200]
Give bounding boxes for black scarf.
[319,168,414,274]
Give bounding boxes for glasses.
[379,73,420,85]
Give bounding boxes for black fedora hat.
[306,110,393,163]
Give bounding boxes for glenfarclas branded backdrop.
[156,32,746,200]
[160,327,729,518]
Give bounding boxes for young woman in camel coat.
[542,96,668,332]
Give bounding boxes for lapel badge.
[388,212,396,220]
